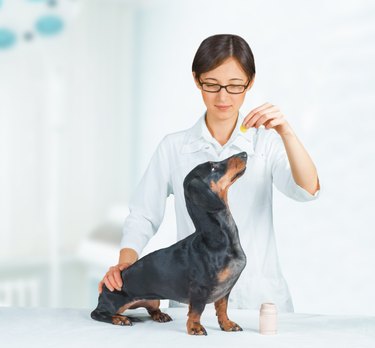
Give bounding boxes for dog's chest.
[207,255,246,303]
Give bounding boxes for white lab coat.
[120,111,320,312]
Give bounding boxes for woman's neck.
[205,111,238,146]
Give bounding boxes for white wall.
[0,0,135,306]
[1,0,374,314]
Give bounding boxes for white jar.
[259,303,277,335]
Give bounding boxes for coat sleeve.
[267,130,320,202]
[120,136,173,256]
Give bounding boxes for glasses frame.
[198,79,251,94]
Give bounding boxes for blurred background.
[0,0,374,315]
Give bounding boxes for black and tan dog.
[91,151,248,335]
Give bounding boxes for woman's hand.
[242,102,319,194]
[242,102,294,136]
[98,262,133,294]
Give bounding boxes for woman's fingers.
[113,268,123,290]
[254,111,282,128]
[241,103,291,135]
[243,103,279,128]
[105,274,116,292]
[242,102,273,127]
[264,115,285,129]
[98,263,133,294]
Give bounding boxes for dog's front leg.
[214,294,243,332]
[186,302,207,335]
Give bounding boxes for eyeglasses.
[198,79,250,94]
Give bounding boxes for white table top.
[1,307,375,348]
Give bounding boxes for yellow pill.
[240,125,248,133]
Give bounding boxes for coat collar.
[181,111,256,155]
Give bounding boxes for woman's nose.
[216,87,230,100]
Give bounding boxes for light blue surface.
[0,28,16,49]
[35,15,64,36]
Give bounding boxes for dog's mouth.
[231,167,246,182]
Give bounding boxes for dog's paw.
[112,315,133,326]
[187,322,207,336]
[219,320,243,332]
[150,310,173,323]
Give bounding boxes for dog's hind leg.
[127,299,172,323]
[186,301,207,335]
[214,293,242,332]
[91,286,135,326]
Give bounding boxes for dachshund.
[91,151,248,335]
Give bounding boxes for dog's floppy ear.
[185,177,225,211]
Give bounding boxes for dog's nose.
[239,152,247,160]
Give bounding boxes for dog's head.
[183,152,247,212]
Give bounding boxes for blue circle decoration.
[0,0,3,9]
[35,15,64,36]
[0,28,17,50]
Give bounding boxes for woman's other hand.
[98,262,133,294]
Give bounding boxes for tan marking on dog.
[117,299,161,315]
[210,180,228,203]
[112,314,132,326]
[129,299,160,311]
[116,300,138,314]
[214,297,243,331]
[186,305,206,335]
[210,157,246,205]
[217,267,231,282]
[215,297,229,322]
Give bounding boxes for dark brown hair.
[192,34,256,83]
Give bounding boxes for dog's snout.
[236,152,247,162]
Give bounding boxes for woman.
[98,34,320,312]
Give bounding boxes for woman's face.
[193,57,255,121]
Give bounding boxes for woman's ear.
[246,74,256,91]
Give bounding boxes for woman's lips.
[215,105,231,111]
